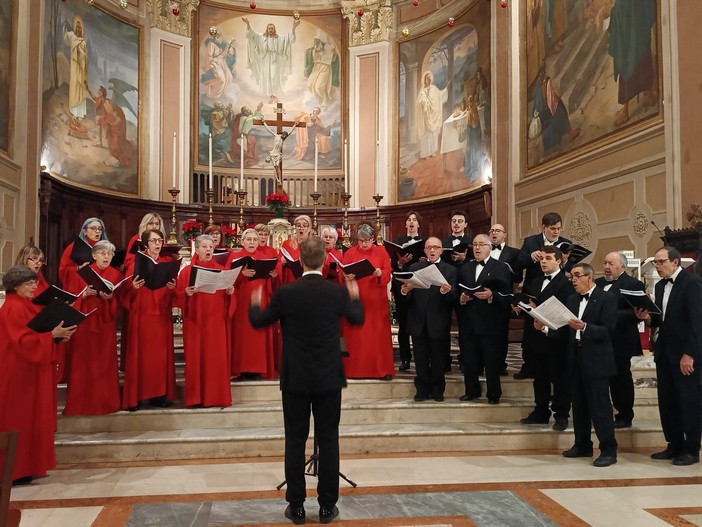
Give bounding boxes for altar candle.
[375,140,380,195]
[314,138,319,192]
[344,139,349,194]
[208,133,213,189]
[172,132,177,189]
[240,133,244,190]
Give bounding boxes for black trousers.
[610,352,635,423]
[531,350,570,420]
[571,370,617,456]
[656,358,702,456]
[460,332,503,401]
[395,299,412,363]
[282,389,342,508]
[412,330,447,398]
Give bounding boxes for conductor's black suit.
[249,273,364,510]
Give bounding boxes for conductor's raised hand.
[346,279,360,300]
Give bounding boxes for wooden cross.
[253,102,306,193]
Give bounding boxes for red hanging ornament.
[357,9,364,17]
[448,17,455,28]
[250,2,256,8]
[172,6,180,16]
[501,0,508,7]
[412,0,418,5]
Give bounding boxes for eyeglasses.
[570,273,590,281]
[652,258,669,266]
[488,229,505,233]
[358,238,373,244]
[23,280,38,287]
[148,238,164,244]
[94,250,113,256]
[27,256,45,263]
[425,245,442,250]
[472,243,491,248]
[86,226,103,232]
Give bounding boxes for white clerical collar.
[302,270,323,277]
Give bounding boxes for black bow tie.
[661,278,673,285]
[452,236,462,240]
[543,275,552,281]
[409,236,420,241]
[492,244,502,251]
[581,293,590,300]
[478,260,486,266]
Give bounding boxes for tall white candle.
[208,133,213,189]
[240,133,244,189]
[314,138,319,192]
[172,132,177,189]
[344,139,349,194]
[375,140,380,195]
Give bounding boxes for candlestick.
[240,133,244,190]
[310,191,321,234]
[166,187,180,245]
[341,192,352,248]
[172,132,177,189]
[206,188,214,226]
[344,139,349,194]
[236,190,247,246]
[314,138,319,192]
[372,193,383,246]
[208,133,213,189]
[375,140,380,196]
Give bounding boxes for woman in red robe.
[0,266,76,484]
[278,215,312,284]
[175,234,235,408]
[15,245,49,295]
[321,225,344,283]
[58,217,108,294]
[63,241,123,416]
[255,223,278,259]
[123,213,166,272]
[122,229,178,411]
[341,224,394,379]
[231,229,277,380]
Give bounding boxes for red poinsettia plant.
[221,224,237,248]
[265,192,291,218]
[181,219,204,243]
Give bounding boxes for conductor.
[249,236,364,524]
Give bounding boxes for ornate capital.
[341,0,393,46]
[146,0,199,38]
[568,212,592,247]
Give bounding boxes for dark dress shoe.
[562,446,593,458]
[459,394,477,402]
[488,398,499,405]
[651,448,676,460]
[150,397,173,408]
[593,455,617,467]
[434,395,445,402]
[319,505,339,524]
[381,374,393,381]
[552,418,568,431]
[12,476,33,486]
[414,394,428,402]
[513,371,533,380]
[673,453,700,466]
[520,413,549,425]
[127,404,141,413]
[285,504,306,525]
[613,419,632,429]
[499,369,509,377]
[398,361,410,372]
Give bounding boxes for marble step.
[54,419,666,464]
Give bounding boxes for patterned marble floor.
[9,451,702,527]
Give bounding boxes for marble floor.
[9,450,702,527]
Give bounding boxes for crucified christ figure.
[262,118,301,190]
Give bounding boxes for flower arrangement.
[182,219,203,243]
[221,224,237,248]
[265,192,291,218]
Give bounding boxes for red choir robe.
[175,257,235,408]
[122,234,141,273]
[0,293,57,480]
[119,234,142,375]
[62,263,123,416]
[341,244,394,378]
[231,248,276,379]
[121,255,178,409]
[323,248,344,284]
[277,239,302,285]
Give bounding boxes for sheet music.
[519,295,575,330]
[193,267,242,294]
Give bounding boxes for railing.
[191,173,346,208]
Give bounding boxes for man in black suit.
[635,246,702,466]
[595,251,645,429]
[400,237,457,402]
[520,245,574,431]
[551,263,618,467]
[457,234,513,403]
[514,212,572,380]
[249,237,364,524]
[392,211,423,372]
[489,223,522,375]
[440,210,473,371]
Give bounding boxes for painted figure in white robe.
[304,37,340,109]
[416,71,448,159]
[242,17,300,102]
[63,15,89,119]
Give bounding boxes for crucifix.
[253,102,306,193]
